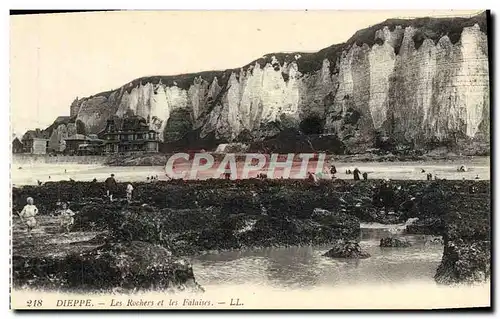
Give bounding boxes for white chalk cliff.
[66,12,490,154]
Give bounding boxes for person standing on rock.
[353,168,361,181]
[18,197,39,236]
[362,172,368,180]
[307,172,319,185]
[126,183,134,202]
[378,179,395,214]
[59,202,76,234]
[105,173,118,202]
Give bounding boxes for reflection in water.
[191,226,444,289]
[264,246,320,288]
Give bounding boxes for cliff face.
[68,12,490,154]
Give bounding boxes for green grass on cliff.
[348,11,487,53]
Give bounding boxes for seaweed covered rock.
[67,241,202,292]
[73,202,124,231]
[11,179,491,258]
[405,217,444,235]
[109,206,245,253]
[425,236,444,245]
[368,209,404,224]
[12,181,120,214]
[322,240,371,259]
[238,208,361,248]
[311,208,360,237]
[435,193,491,284]
[380,237,412,247]
[239,215,306,247]
[13,241,203,293]
[435,239,490,284]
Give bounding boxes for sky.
[10,10,482,138]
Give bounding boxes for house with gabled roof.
[21,129,50,154]
[100,116,159,154]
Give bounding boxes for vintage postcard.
[10,9,491,310]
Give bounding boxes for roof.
[119,140,159,145]
[102,130,157,135]
[79,143,103,148]
[22,129,48,140]
[65,134,90,141]
[121,116,149,131]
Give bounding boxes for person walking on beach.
[353,168,361,181]
[330,165,337,175]
[126,183,134,202]
[58,202,76,234]
[18,197,39,236]
[105,174,118,202]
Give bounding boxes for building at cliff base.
[99,116,160,154]
[12,137,24,154]
[21,129,49,155]
[64,134,104,155]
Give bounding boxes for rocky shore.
[12,178,490,291]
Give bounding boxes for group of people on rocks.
[17,197,76,237]
[105,173,135,203]
[17,173,138,237]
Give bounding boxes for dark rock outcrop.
[425,236,444,245]
[12,240,203,293]
[322,240,371,259]
[109,206,360,254]
[12,179,491,286]
[435,193,491,284]
[405,217,445,235]
[435,239,490,284]
[380,237,412,247]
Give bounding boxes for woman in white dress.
[18,197,39,235]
